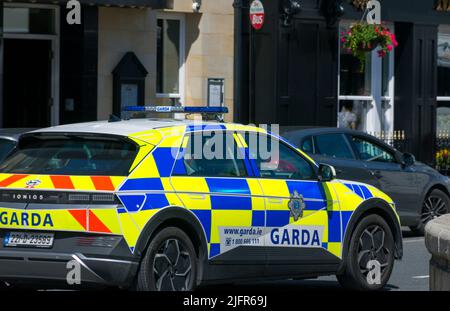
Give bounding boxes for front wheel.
[136,227,198,291]
[337,214,395,291]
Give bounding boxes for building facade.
[0,0,235,128]
[234,0,450,164]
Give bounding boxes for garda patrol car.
[0,107,402,291]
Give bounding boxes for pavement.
[204,228,430,291]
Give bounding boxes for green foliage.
[341,23,398,71]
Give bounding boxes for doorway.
[2,39,52,128]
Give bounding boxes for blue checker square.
[327,211,342,243]
[266,210,290,227]
[341,211,353,234]
[120,178,164,191]
[191,210,212,243]
[141,194,169,210]
[252,211,265,226]
[152,147,177,177]
[209,243,221,258]
[210,195,252,210]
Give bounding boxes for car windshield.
[0,139,17,162]
[0,134,138,176]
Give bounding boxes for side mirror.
[318,163,336,182]
[401,153,416,167]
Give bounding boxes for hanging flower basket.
[341,23,398,71]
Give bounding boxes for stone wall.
[425,214,450,291]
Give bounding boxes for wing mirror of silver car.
[401,153,416,167]
[318,163,337,182]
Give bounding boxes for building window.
[156,14,185,106]
[437,26,450,135]
[338,21,395,133]
[3,6,56,34]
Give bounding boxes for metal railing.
[366,130,450,176]
[366,130,410,152]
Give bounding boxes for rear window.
[0,134,139,176]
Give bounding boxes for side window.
[314,134,355,159]
[243,132,315,180]
[175,131,247,177]
[351,136,396,163]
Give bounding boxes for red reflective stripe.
[69,210,87,230]
[91,176,115,191]
[0,174,28,187]
[88,210,111,233]
[50,175,75,189]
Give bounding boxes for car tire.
[409,189,450,236]
[337,214,395,291]
[136,227,198,291]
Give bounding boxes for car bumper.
[0,231,139,288]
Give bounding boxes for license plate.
[4,232,54,248]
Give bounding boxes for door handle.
[187,194,206,200]
[268,198,283,204]
[370,170,383,178]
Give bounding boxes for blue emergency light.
[122,106,228,114]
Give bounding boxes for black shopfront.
[234,0,450,164]
[0,0,166,128]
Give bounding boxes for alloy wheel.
[357,225,391,279]
[421,196,448,225]
[152,238,192,291]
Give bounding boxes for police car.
[0,107,402,291]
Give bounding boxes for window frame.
[437,25,450,102]
[171,130,250,179]
[156,13,186,106]
[240,131,318,181]
[348,134,398,164]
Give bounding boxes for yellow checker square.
[130,209,161,230]
[170,177,208,192]
[158,135,184,148]
[259,180,290,198]
[118,212,141,248]
[71,176,96,191]
[130,154,160,179]
[210,210,253,244]
[332,182,364,211]
[327,242,342,258]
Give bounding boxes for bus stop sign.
[250,0,265,30]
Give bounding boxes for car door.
[348,134,420,219]
[239,132,342,271]
[169,130,267,269]
[312,133,379,186]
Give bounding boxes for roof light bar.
[123,106,228,114]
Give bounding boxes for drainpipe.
[233,0,243,123]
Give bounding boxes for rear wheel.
[409,189,449,235]
[337,214,395,291]
[136,227,198,291]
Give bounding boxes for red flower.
[387,45,393,52]
[378,50,387,58]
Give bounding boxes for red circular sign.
[250,0,265,30]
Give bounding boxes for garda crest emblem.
[288,190,305,221]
